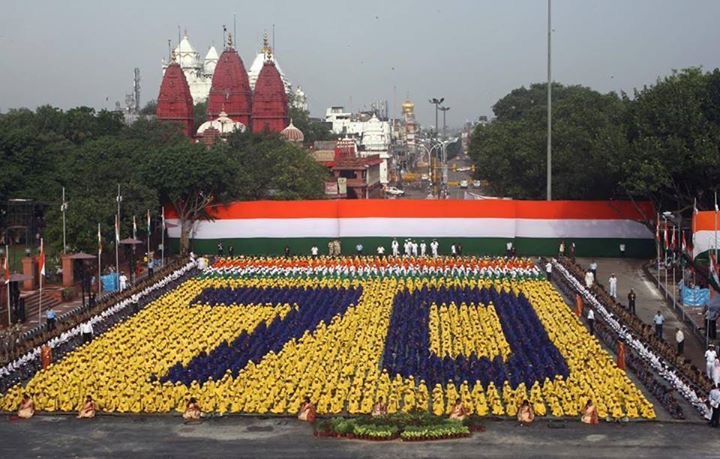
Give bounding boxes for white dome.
[174,34,200,69]
[197,111,246,136]
[203,46,219,75]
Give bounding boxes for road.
[399,154,478,200]
[2,415,718,458]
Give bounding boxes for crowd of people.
[1,256,654,423]
[553,257,710,418]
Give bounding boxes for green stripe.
[169,237,655,258]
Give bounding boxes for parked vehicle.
[385,186,405,196]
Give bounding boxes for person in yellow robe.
[298,396,316,422]
[371,397,388,417]
[183,397,202,422]
[77,395,97,419]
[517,400,535,426]
[17,394,35,419]
[449,398,468,421]
[581,399,599,425]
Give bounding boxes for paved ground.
[576,257,706,368]
[1,415,718,458]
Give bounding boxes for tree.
[193,101,207,132]
[468,83,626,200]
[225,132,328,200]
[141,143,237,255]
[288,93,334,146]
[620,68,720,214]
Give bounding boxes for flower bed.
[313,413,473,442]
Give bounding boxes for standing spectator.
[714,357,720,386]
[228,244,234,258]
[456,244,463,257]
[119,271,128,291]
[584,270,594,289]
[709,384,720,427]
[80,321,93,344]
[327,240,334,257]
[284,245,291,257]
[675,328,685,355]
[430,239,439,258]
[450,244,457,258]
[391,238,400,257]
[705,345,718,379]
[627,289,637,314]
[589,260,598,281]
[545,260,552,281]
[653,311,665,339]
[559,240,565,257]
[147,257,154,279]
[608,273,618,298]
[505,241,513,257]
[46,307,57,331]
[355,243,363,255]
[333,239,341,256]
[420,241,427,257]
[376,245,385,257]
[570,242,576,261]
[705,306,718,340]
[217,241,224,257]
[587,307,595,336]
[310,245,319,258]
[40,343,52,370]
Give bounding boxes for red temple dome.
[156,61,194,137]
[251,59,288,134]
[281,120,304,143]
[207,42,252,127]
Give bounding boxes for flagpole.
[147,210,151,269]
[98,222,102,298]
[5,245,10,327]
[116,185,122,291]
[161,206,165,268]
[672,226,677,311]
[38,238,43,325]
[657,213,661,290]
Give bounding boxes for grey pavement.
[1,415,718,458]
[576,257,706,369]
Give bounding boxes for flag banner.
[133,215,137,239]
[710,253,720,287]
[163,200,656,256]
[3,246,8,284]
[692,211,720,259]
[38,239,45,277]
[98,223,102,255]
[115,215,120,243]
[147,210,151,235]
[101,273,119,292]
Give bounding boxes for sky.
[1,0,720,127]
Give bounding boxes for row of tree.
[469,67,720,218]
[0,107,329,255]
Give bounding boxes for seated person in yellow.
[371,397,388,417]
[77,395,97,419]
[449,398,468,421]
[517,399,535,426]
[298,396,317,422]
[581,399,599,425]
[183,397,202,422]
[17,394,35,419]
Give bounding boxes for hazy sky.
[2,0,719,127]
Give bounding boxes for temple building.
[157,31,304,141]
[251,49,288,133]
[155,53,194,137]
[206,34,253,127]
[161,33,217,103]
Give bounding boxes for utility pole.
[429,98,444,138]
[439,106,450,139]
[546,0,553,201]
[61,187,68,254]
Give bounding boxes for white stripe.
[167,218,652,240]
[693,230,720,258]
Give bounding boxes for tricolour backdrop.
[165,200,655,257]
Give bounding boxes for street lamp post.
[546,0,553,201]
[60,187,68,254]
[428,98,444,138]
[439,106,450,139]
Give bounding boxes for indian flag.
[38,238,45,277]
[165,200,656,257]
[692,210,720,259]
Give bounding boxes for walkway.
[575,258,706,369]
